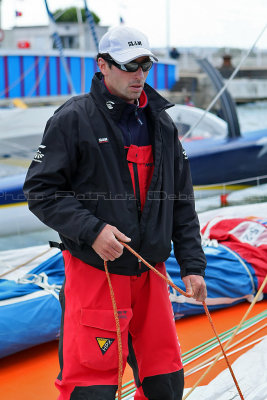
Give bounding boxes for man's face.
[98,56,149,104]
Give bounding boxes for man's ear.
[98,58,108,76]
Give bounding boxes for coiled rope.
[104,241,246,400]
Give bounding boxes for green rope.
[183,310,267,362]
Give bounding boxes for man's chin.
[129,90,142,99]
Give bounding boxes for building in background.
[0,23,108,52]
[0,23,177,104]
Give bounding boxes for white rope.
[17,272,61,300]
[181,23,267,142]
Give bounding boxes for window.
[53,35,79,49]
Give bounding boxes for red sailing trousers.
[55,252,183,399]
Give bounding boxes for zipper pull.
[137,258,142,277]
[135,108,143,126]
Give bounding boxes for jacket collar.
[90,72,173,122]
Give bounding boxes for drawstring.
[104,242,244,400]
[134,99,143,126]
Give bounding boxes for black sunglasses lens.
[124,62,139,72]
[124,60,153,72]
[141,61,153,71]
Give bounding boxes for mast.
[43,0,76,95]
[0,0,2,30]
[166,0,170,55]
[83,0,99,51]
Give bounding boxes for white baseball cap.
[99,26,158,64]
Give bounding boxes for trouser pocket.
[78,308,132,371]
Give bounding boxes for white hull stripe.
[0,290,50,307]
[169,293,255,305]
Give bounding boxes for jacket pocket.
[78,308,132,371]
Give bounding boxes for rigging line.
[26,57,50,98]
[194,173,267,189]
[121,392,136,400]
[119,323,267,398]
[180,23,267,143]
[183,316,267,363]
[220,244,256,294]
[120,323,267,398]
[183,310,267,356]
[185,335,266,377]
[0,56,41,98]
[184,323,267,371]
[183,274,267,399]
[43,0,76,95]
[117,384,136,399]
[0,248,52,279]
[83,0,99,50]
[202,300,244,399]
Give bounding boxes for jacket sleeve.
[172,126,206,278]
[23,111,106,247]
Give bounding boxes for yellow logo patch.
[96,337,115,355]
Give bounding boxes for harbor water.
[237,100,267,132]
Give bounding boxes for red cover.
[202,217,267,292]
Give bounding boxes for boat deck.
[0,300,266,399]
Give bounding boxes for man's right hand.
[92,224,131,261]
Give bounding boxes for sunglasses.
[105,57,153,72]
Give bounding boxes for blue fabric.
[0,253,64,358]
[0,242,262,357]
[166,244,258,318]
[0,253,64,300]
[118,103,151,146]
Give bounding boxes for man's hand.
[182,275,207,302]
[92,224,131,261]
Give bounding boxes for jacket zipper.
[132,151,142,276]
[132,162,142,221]
[137,258,142,277]
[135,107,143,126]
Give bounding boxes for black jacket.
[23,73,206,277]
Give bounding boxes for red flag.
[15,11,23,17]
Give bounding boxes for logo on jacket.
[106,101,115,110]
[182,149,188,160]
[96,337,114,355]
[98,137,109,144]
[33,145,46,163]
[128,41,142,47]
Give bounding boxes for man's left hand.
[182,275,207,302]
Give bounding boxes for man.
[23,26,207,400]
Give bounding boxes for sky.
[1,0,267,49]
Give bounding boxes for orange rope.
[105,242,244,400]
[202,301,243,398]
[104,260,123,400]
